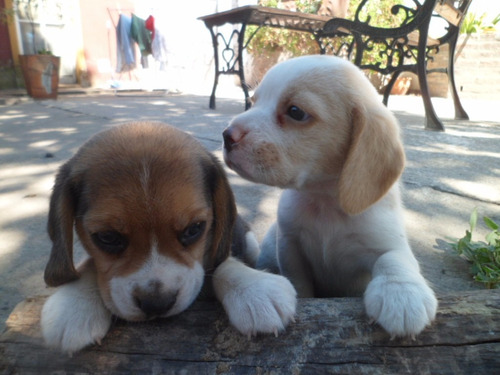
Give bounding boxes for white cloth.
[151,24,169,70]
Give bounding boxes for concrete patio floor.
[1,89,499,332]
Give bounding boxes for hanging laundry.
[145,15,155,41]
[150,16,169,70]
[131,14,152,68]
[116,14,135,73]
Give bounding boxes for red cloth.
[145,15,155,40]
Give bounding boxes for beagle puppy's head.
[45,122,236,321]
[223,55,405,215]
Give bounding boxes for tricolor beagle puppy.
[223,56,437,338]
[41,122,296,354]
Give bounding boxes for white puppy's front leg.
[41,259,112,354]
[213,256,297,337]
[364,250,438,338]
[276,231,315,298]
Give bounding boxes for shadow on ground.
[1,93,498,331]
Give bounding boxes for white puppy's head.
[223,55,405,215]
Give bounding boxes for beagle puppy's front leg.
[41,259,112,354]
[364,249,438,338]
[213,256,297,337]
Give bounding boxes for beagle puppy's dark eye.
[287,105,309,121]
[179,221,207,247]
[91,231,128,255]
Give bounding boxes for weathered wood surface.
[1,290,499,374]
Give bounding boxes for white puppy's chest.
[278,189,400,296]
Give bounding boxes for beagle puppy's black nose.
[133,285,177,318]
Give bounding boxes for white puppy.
[223,55,437,338]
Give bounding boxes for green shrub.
[449,209,500,289]
[246,0,321,57]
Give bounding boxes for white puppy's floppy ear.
[338,105,405,215]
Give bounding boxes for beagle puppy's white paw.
[364,275,437,338]
[213,257,297,337]
[41,261,112,354]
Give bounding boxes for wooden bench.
[317,0,473,131]
[1,290,499,373]
[199,1,472,131]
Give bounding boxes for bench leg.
[418,70,444,131]
[237,24,251,111]
[447,30,469,120]
[209,73,219,110]
[207,25,250,111]
[417,19,445,131]
[383,71,402,106]
[208,27,219,110]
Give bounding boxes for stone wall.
[386,33,500,99]
[454,33,500,100]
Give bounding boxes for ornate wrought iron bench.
[198,6,330,111]
[199,0,472,130]
[317,0,473,131]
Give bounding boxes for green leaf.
[483,216,499,231]
[450,210,500,289]
[486,231,499,246]
[469,208,478,232]
[492,13,500,26]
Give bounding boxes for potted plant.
[10,0,60,99]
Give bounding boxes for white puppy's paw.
[221,272,297,337]
[364,275,437,338]
[41,282,112,354]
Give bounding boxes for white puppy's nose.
[223,125,247,152]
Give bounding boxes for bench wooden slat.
[434,0,463,26]
[405,30,440,47]
[199,5,330,32]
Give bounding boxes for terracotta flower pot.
[19,55,60,99]
[390,76,412,95]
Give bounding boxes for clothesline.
[106,8,134,29]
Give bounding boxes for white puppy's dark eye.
[287,105,309,121]
[179,221,207,247]
[91,231,128,255]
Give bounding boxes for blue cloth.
[116,14,135,73]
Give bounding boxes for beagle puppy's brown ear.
[203,154,237,272]
[45,162,80,287]
[338,105,405,215]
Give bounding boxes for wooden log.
[1,290,499,374]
